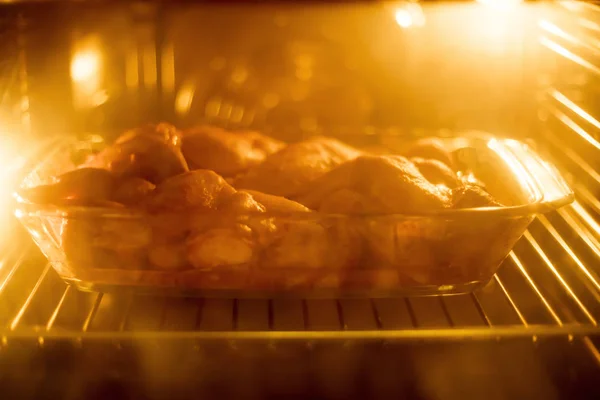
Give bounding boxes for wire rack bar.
[3,221,600,340]
[492,275,528,327]
[537,214,600,298]
[523,231,597,325]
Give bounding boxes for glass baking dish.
[14,132,573,297]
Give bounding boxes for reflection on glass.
[487,138,537,200]
[175,82,195,116]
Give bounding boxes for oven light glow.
[0,132,26,239]
[394,4,425,29]
[71,51,100,83]
[70,41,106,109]
[395,9,413,28]
[175,82,196,116]
[476,0,522,10]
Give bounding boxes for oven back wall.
[8,2,543,141]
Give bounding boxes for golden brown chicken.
[234,136,362,197]
[296,154,452,213]
[402,137,455,169]
[32,123,513,290]
[115,123,183,147]
[112,177,156,206]
[140,170,240,269]
[224,191,363,287]
[291,154,455,285]
[61,208,152,271]
[241,190,310,214]
[17,167,117,205]
[181,126,285,177]
[410,157,461,188]
[184,189,308,272]
[141,176,360,283]
[85,123,189,184]
[452,184,502,208]
[141,169,236,212]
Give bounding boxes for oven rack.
[1,203,599,347]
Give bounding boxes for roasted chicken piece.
[318,189,375,214]
[61,212,152,271]
[242,190,310,214]
[296,155,452,213]
[85,123,188,184]
[292,155,454,285]
[403,138,454,169]
[226,191,363,273]
[364,219,444,284]
[17,167,117,205]
[115,123,182,147]
[183,191,268,270]
[187,223,255,269]
[142,169,236,212]
[112,177,156,206]
[182,126,285,177]
[410,157,461,188]
[147,241,188,270]
[452,184,502,208]
[235,136,361,197]
[138,170,244,270]
[183,188,360,276]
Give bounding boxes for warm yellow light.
[70,51,100,83]
[175,82,195,116]
[394,4,425,29]
[487,138,539,201]
[476,0,522,10]
[0,131,26,240]
[395,9,413,28]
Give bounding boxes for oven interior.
[1,1,600,398]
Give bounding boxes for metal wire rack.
[1,206,600,343]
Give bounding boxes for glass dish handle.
[500,138,574,212]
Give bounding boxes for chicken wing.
[293,155,454,285]
[296,155,452,213]
[452,184,502,208]
[234,136,361,197]
[86,124,188,184]
[410,157,461,188]
[402,138,455,169]
[61,214,152,271]
[115,122,183,147]
[246,190,362,275]
[112,177,156,206]
[142,169,236,212]
[17,167,117,205]
[182,126,285,177]
[187,224,256,269]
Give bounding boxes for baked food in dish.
[181,126,285,177]
[17,167,117,205]
[84,123,189,184]
[402,137,455,169]
[295,155,452,213]
[234,136,362,197]
[18,124,515,292]
[410,157,461,188]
